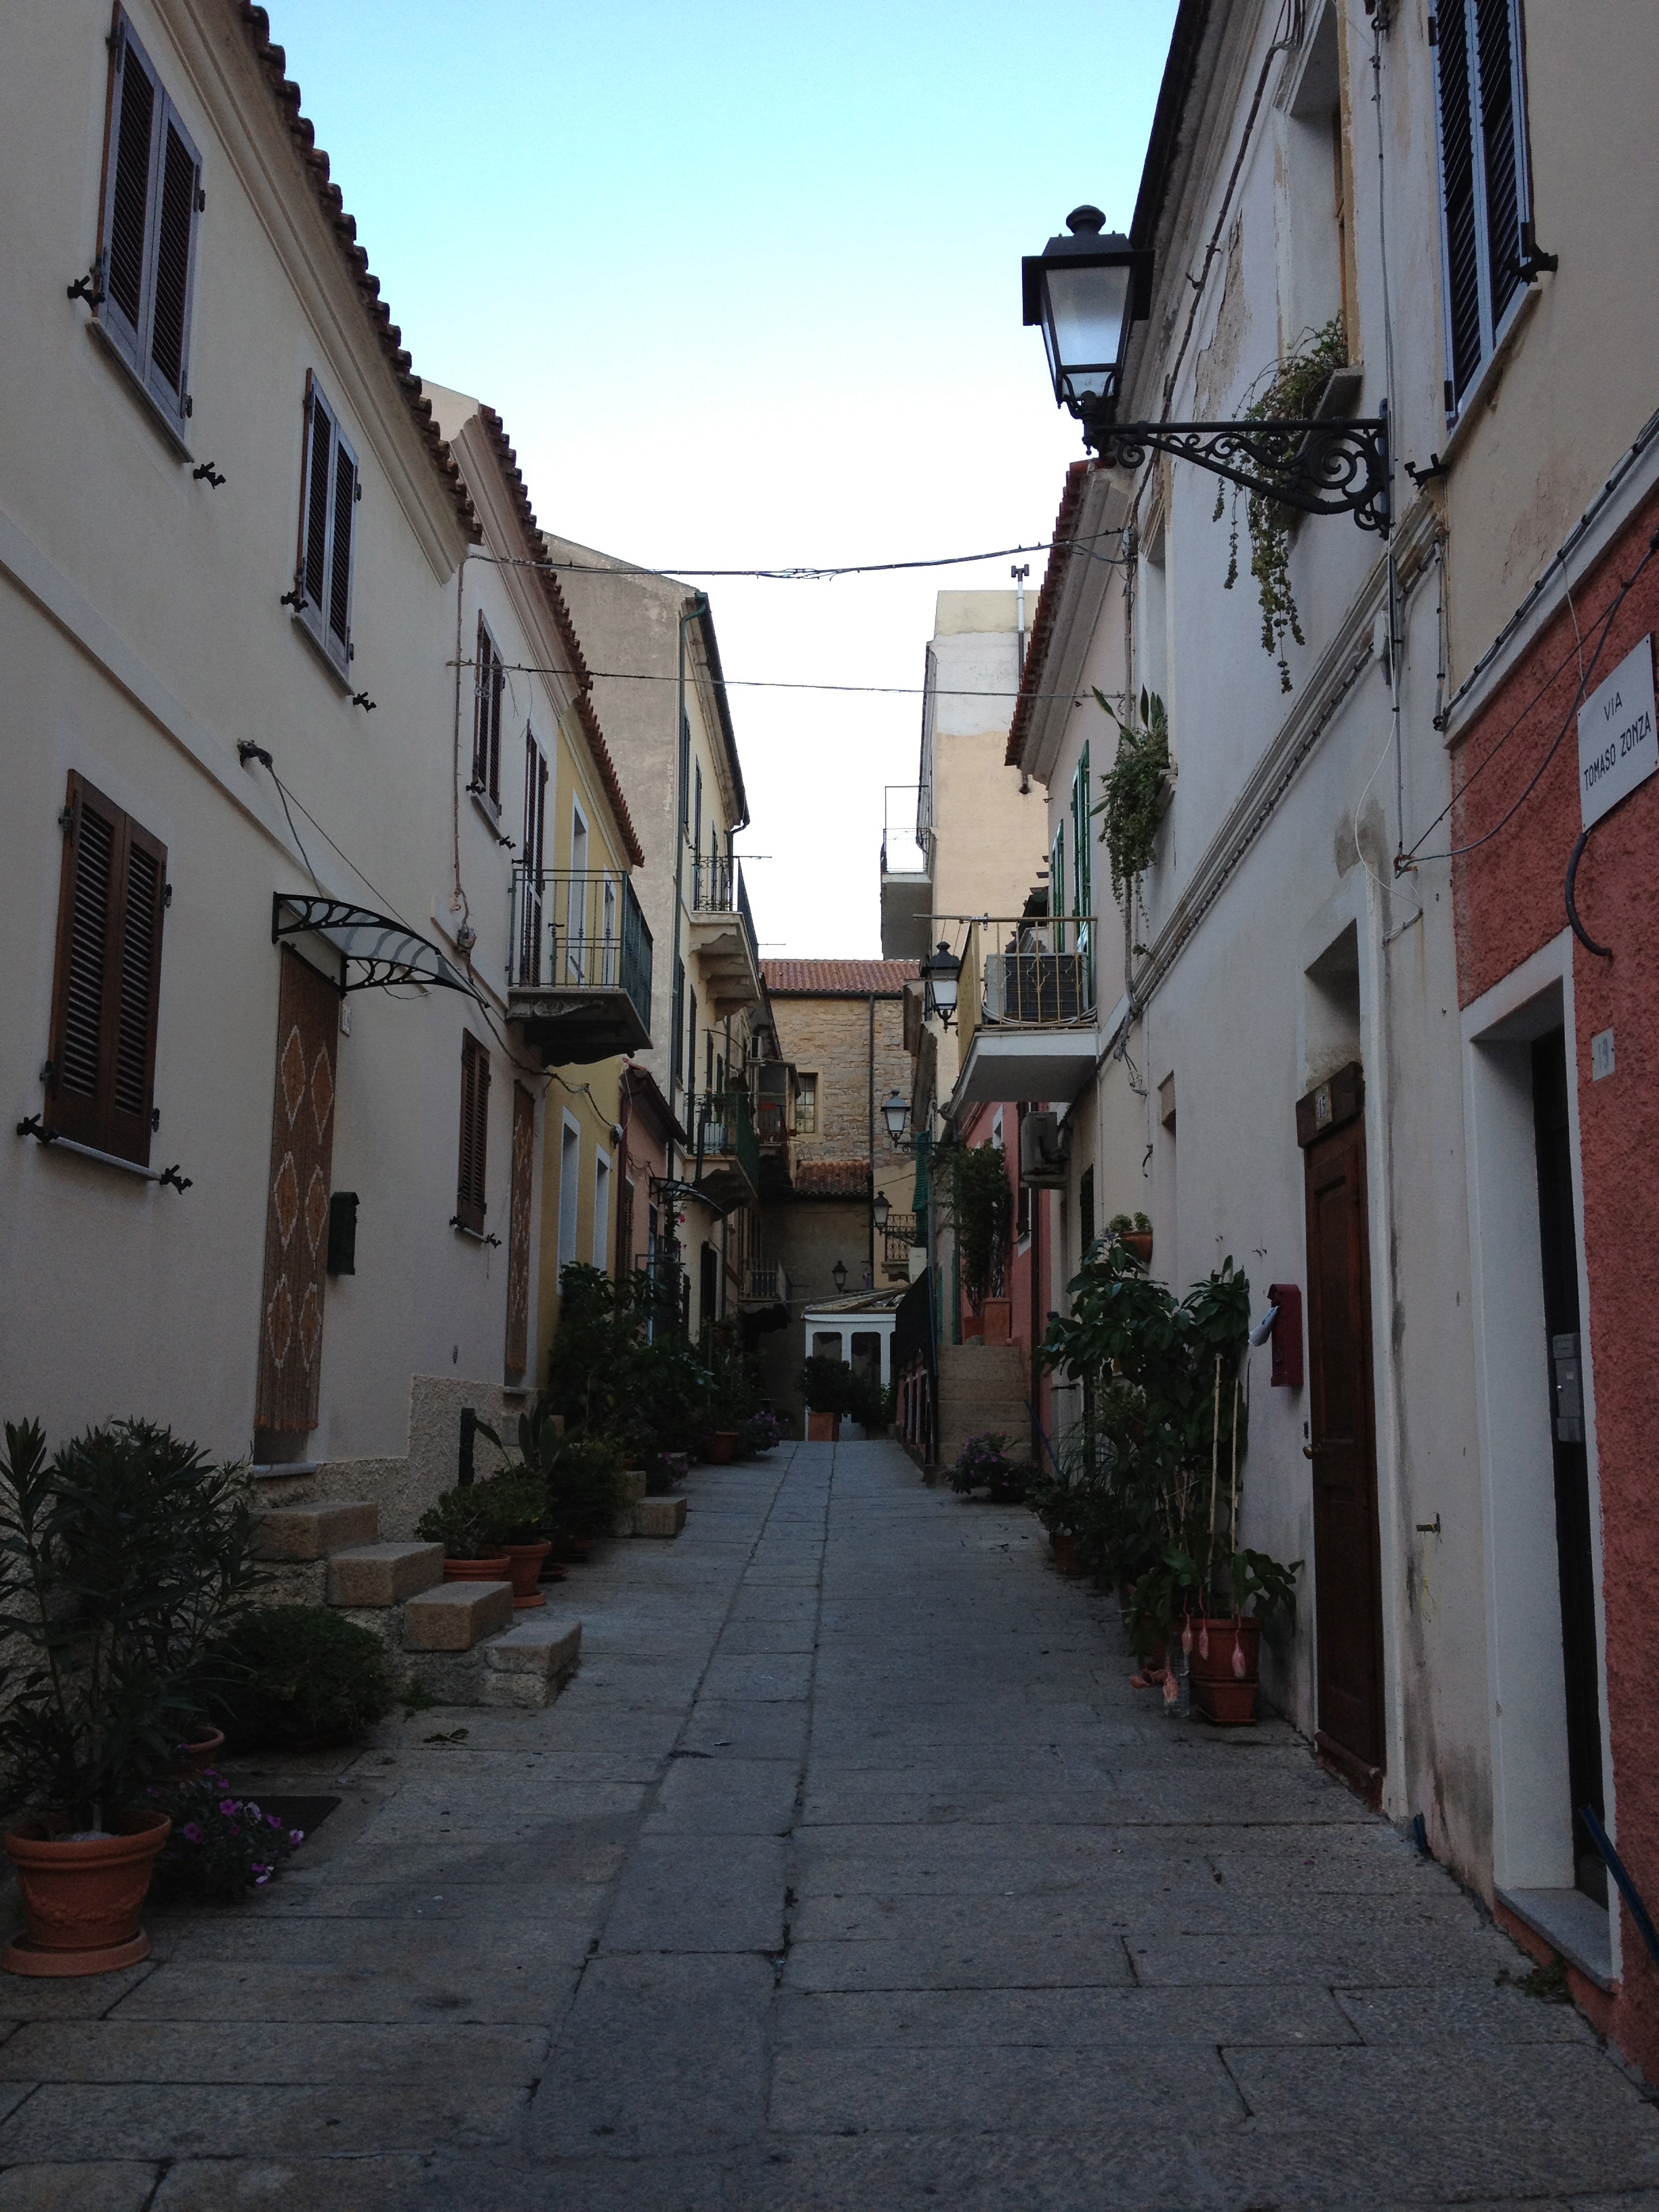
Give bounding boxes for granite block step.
[632,1496,687,1538]
[402,1579,514,1651]
[252,1498,381,1561]
[326,1542,444,1607]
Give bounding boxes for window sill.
[249,1460,321,1483]
[451,1217,500,1246]
[18,1122,184,1187]
[1440,282,1544,468]
[86,318,193,464]
[470,788,509,843]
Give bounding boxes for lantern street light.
[881,1089,911,1145]
[832,1259,848,1294]
[920,940,962,1027]
[1023,207,1390,533]
[872,1189,891,1232]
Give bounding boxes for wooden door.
[1301,1071,1385,1788]
[254,948,339,1436]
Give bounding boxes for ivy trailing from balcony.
[945,1142,1011,1313]
[1217,317,1349,691]
[1092,687,1170,901]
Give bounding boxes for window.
[43,772,167,1166]
[455,1031,490,1234]
[1049,823,1065,922]
[472,616,504,803]
[1433,0,1534,417]
[671,956,686,1087]
[518,731,547,983]
[593,1150,611,1272]
[558,1116,581,1275]
[291,375,359,678]
[796,1074,818,1135]
[94,12,203,439]
[1079,1166,1095,1253]
[1069,746,1092,918]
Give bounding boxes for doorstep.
[1496,1884,1615,1990]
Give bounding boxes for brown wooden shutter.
[456,1032,491,1235]
[254,949,340,1434]
[504,1082,535,1378]
[45,772,166,1165]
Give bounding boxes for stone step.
[402,1579,515,1652]
[326,1542,444,1607]
[405,1616,583,1711]
[252,1499,380,1561]
[613,1469,649,1536]
[632,1496,687,1538]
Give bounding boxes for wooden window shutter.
[472,619,504,801]
[1475,0,1524,333]
[1433,0,1532,415]
[456,1032,490,1235]
[504,1083,535,1379]
[96,14,201,432]
[45,771,167,1166]
[292,377,356,676]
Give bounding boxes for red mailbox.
[1267,1282,1303,1388]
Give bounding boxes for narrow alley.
[0,1443,1654,2211]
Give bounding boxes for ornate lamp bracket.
[1084,401,1391,535]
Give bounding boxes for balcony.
[688,855,764,1016]
[880,783,933,961]
[951,914,1100,1107]
[691,1087,760,1214]
[753,1061,797,1196]
[741,1261,792,1307]
[882,1212,920,1278]
[508,869,653,1065]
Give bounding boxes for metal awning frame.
[272,895,477,998]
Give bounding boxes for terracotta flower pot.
[806,1410,840,1441]
[962,1315,984,1340]
[501,1540,552,1608]
[3,1809,171,1977]
[1049,1532,1084,1577]
[443,1555,511,1583]
[1121,1231,1153,1267]
[1189,1616,1261,1684]
[171,1726,225,1781]
[1193,1676,1259,1725]
[980,1298,1012,1347]
[707,1431,738,1465]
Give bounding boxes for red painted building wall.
[1452,487,1659,2075]
[953,1099,1054,1463]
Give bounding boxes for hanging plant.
[1091,687,1170,900]
[1217,317,1349,692]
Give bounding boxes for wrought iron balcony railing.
[691,854,760,963]
[959,913,1096,1054]
[509,868,653,1033]
[882,1214,918,1268]
[743,1262,792,1305]
[881,783,932,877]
[692,1086,760,1195]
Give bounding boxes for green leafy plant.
[802,1357,855,1415]
[1091,688,1171,899]
[415,1471,547,1559]
[544,1435,630,1544]
[737,1410,783,1455]
[213,1605,394,1750]
[946,1141,1012,1313]
[1217,316,1349,690]
[0,1418,262,1834]
[1107,1212,1152,1236]
[949,1433,1029,1502]
[847,1373,895,1435]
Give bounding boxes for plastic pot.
[3,1810,171,1976]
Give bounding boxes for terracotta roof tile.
[472,407,644,868]
[1006,459,1096,769]
[233,7,478,543]
[762,960,918,996]
[794,1160,873,1197]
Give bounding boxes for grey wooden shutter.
[44,772,166,1165]
[326,425,360,670]
[97,13,201,432]
[1433,0,1531,417]
[293,377,357,676]
[456,1033,490,1234]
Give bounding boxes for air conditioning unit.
[1019,1110,1069,1189]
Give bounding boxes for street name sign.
[1578,634,1656,829]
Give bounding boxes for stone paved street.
[1,1439,1656,2210]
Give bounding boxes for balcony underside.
[951,1024,1100,1108]
[687,914,764,1016]
[506,985,651,1065]
[880,870,933,962]
[692,1154,760,1216]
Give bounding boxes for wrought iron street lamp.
[872,1190,891,1231]
[832,1260,848,1294]
[920,940,962,1027]
[1023,207,1389,533]
[881,1089,911,1144]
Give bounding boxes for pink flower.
[267,1814,282,1828]
[289,1830,304,1845]
[218,1799,237,1817]
[245,1803,261,1820]
[225,1822,240,1838]
[182,1822,203,1843]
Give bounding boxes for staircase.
[935,1341,1032,1471]
[251,1500,581,1711]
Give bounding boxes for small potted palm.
[0,1418,261,1976]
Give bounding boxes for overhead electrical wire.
[455,657,1100,702]
[478,526,1130,584]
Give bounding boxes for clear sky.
[265,0,1179,954]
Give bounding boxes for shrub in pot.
[213,1605,394,1750]
[415,1473,546,1584]
[948,1433,1030,1504]
[802,1356,853,1441]
[846,1372,895,1438]
[736,1409,783,1457]
[543,1435,629,1555]
[0,1418,262,1973]
[1106,1211,1154,1267]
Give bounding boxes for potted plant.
[643,1450,689,1497]
[802,1356,853,1442]
[415,1475,535,1587]
[213,1605,393,1750]
[736,1408,783,1457]
[949,1433,1031,1504]
[1106,1212,1154,1267]
[947,1142,1012,1340]
[474,1410,565,1601]
[543,1435,629,1558]
[0,1418,260,1975]
[1188,1547,1303,1724]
